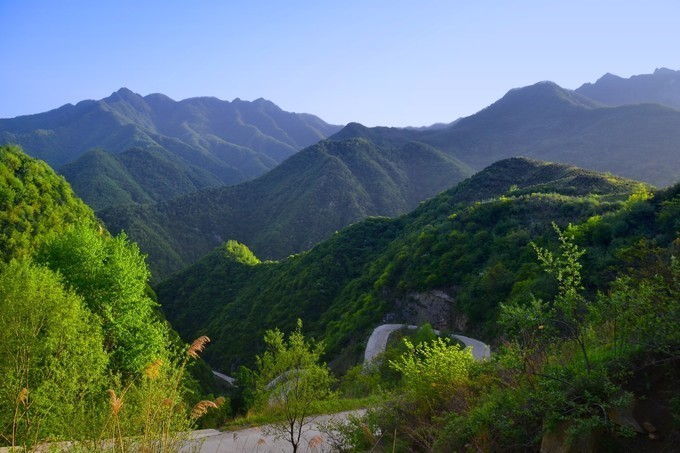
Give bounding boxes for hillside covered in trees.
[156,158,649,370]
[155,156,679,450]
[101,138,473,279]
[0,145,215,449]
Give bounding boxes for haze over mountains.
[336,76,680,186]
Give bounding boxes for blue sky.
[1,0,678,127]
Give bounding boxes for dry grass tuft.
[361,423,377,444]
[107,389,123,416]
[191,400,218,419]
[187,336,210,359]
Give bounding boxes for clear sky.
[1,0,678,127]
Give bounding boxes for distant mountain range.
[3,68,680,278]
[575,67,680,110]
[92,69,680,278]
[0,89,341,208]
[336,79,680,187]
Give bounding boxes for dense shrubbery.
[0,146,219,449]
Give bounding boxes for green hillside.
[155,158,646,372]
[0,145,98,260]
[100,138,473,279]
[0,89,341,208]
[59,147,224,210]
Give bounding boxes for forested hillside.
[156,158,647,371]
[59,147,224,210]
[0,145,214,449]
[153,155,679,450]
[0,89,341,208]
[101,138,473,279]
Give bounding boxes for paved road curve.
[363,324,491,363]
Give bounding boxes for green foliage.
[37,226,167,376]
[389,337,475,404]
[503,223,593,374]
[0,145,97,261]
[0,148,217,448]
[0,260,108,447]
[255,320,334,452]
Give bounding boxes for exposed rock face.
[608,400,645,434]
[395,289,468,331]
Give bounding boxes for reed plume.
[308,434,324,449]
[107,389,123,416]
[190,400,218,419]
[16,387,28,406]
[187,336,210,359]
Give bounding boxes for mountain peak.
[111,87,137,99]
[105,88,145,106]
[653,67,678,76]
[472,81,596,120]
[596,72,622,83]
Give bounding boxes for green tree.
[0,260,107,448]
[501,223,592,374]
[255,320,334,453]
[37,226,167,376]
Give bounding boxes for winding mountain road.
[363,324,490,363]
[211,324,490,388]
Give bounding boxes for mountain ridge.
[332,78,680,187]
[99,137,473,280]
[575,67,680,110]
[0,88,342,208]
